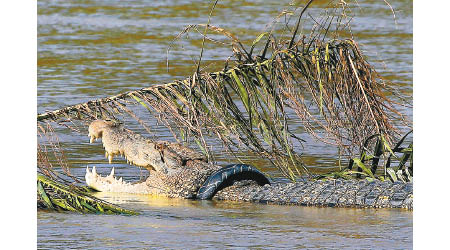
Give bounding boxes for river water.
[38,0,412,248]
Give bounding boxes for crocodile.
[85,120,413,210]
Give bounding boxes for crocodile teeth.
[105,152,109,158]
[86,166,91,174]
[90,136,95,144]
[108,154,113,164]
[109,167,115,177]
[92,166,97,175]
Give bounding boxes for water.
[38,0,412,248]
[38,193,412,249]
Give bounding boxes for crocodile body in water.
[85,120,413,210]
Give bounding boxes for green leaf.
[352,158,375,178]
[179,128,186,142]
[396,170,406,183]
[231,69,250,113]
[386,168,397,182]
[365,177,376,182]
[381,134,397,159]
[371,137,383,174]
[130,94,151,112]
[252,32,269,47]
[52,199,78,212]
[396,143,413,171]
[37,181,54,209]
[314,47,324,115]
[194,138,207,156]
[80,200,97,212]
[96,204,105,213]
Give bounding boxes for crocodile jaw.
[85,166,159,194]
[85,120,215,197]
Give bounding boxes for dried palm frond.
[37,0,410,181]
[37,38,405,180]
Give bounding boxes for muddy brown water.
[38,0,412,248]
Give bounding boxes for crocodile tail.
[196,164,270,200]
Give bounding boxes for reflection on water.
[38,194,412,249]
[38,0,412,248]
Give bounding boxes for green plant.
[319,131,413,182]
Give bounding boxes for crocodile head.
[85,120,219,198]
